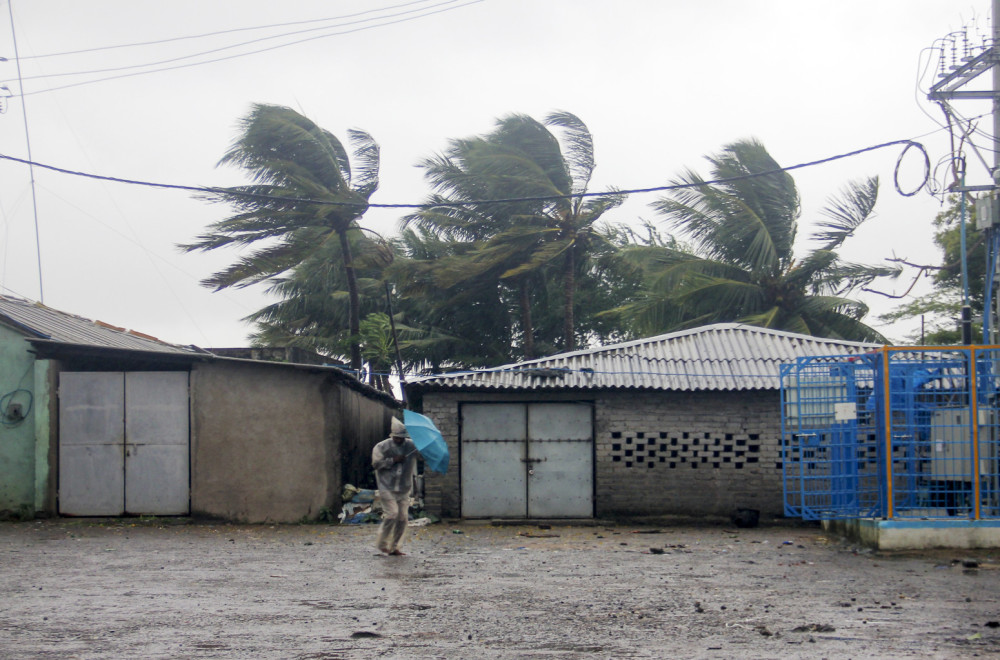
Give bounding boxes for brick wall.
[418,388,784,519]
[594,390,783,518]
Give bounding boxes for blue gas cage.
[781,347,1000,521]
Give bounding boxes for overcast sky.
[0,0,991,348]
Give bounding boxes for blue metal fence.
[782,347,1000,521]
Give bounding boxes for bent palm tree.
[181,103,379,371]
[622,139,898,341]
[404,111,624,354]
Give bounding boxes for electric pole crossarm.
[930,49,999,96]
[929,90,997,100]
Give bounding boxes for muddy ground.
[1,519,999,659]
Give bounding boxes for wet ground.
[1,519,999,659]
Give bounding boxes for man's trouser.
[376,489,409,553]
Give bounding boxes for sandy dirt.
[1,518,999,659]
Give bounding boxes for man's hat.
[391,417,409,437]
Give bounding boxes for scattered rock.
[649,547,665,555]
[791,623,835,633]
[350,631,381,639]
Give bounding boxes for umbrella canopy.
[403,409,450,474]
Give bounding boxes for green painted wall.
[0,325,41,515]
[33,359,51,512]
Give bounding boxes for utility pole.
[927,1,1000,345]
[993,0,1000,344]
[4,0,43,302]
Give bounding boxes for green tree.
[879,195,985,344]
[619,139,898,341]
[181,103,380,372]
[403,111,625,356]
[388,226,516,367]
[245,233,392,362]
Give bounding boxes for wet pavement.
[2,519,999,659]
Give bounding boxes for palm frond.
[811,176,879,250]
[347,128,380,198]
[490,114,572,196]
[545,110,596,195]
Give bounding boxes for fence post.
[971,348,982,521]
[882,347,894,519]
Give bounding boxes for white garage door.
[59,372,190,516]
[461,402,593,518]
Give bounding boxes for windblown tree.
[402,111,625,357]
[181,103,380,371]
[389,226,516,367]
[617,139,899,342]
[245,232,393,363]
[879,195,985,344]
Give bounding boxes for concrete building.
[405,323,881,521]
[0,295,397,522]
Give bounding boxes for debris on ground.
[731,508,760,528]
[791,623,836,633]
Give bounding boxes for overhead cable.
[11,0,441,61]
[3,0,485,97]
[4,0,472,85]
[0,138,933,209]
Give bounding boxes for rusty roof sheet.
[408,323,882,393]
[0,295,198,355]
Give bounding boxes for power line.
[4,0,485,97]
[4,0,469,84]
[0,138,932,210]
[10,0,439,61]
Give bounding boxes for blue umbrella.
[403,409,450,474]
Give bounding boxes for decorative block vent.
[609,431,764,469]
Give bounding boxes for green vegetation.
[187,109,913,382]
[879,195,985,344]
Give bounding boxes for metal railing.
[782,347,1000,520]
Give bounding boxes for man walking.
[371,417,418,555]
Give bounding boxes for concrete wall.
[419,389,784,519]
[0,325,54,517]
[190,361,338,522]
[824,519,1000,550]
[190,361,397,523]
[339,387,396,489]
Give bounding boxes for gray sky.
[0,0,990,348]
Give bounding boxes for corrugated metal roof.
[408,323,883,393]
[0,295,198,355]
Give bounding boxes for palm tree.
[621,139,899,341]
[404,111,624,355]
[181,103,380,371]
[389,226,517,367]
[245,232,392,362]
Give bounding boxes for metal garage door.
[59,372,190,516]
[461,402,593,518]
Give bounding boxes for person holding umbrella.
[371,417,418,556]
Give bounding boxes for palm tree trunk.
[563,247,576,351]
[519,277,535,359]
[338,229,363,372]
